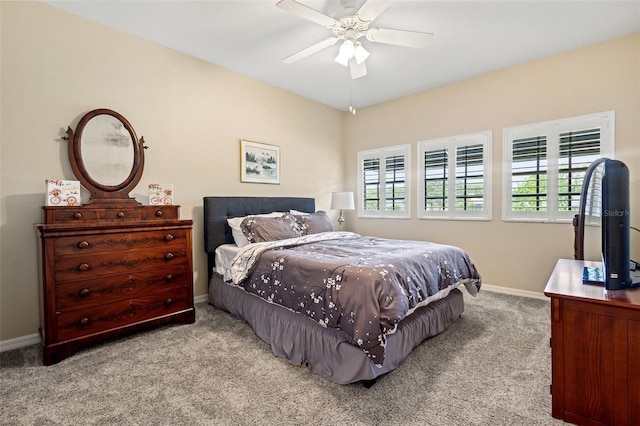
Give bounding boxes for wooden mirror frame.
[66,109,146,205]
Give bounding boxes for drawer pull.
[165,253,175,260]
[78,288,91,298]
[117,211,126,218]
[155,210,164,217]
[165,298,174,307]
[166,274,173,281]
[77,241,90,249]
[78,263,91,272]
[165,234,174,241]
[78,317,90,327]
[73,212,83,219]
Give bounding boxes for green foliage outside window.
[511,172,585,212]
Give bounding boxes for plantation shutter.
[419,131,492,220]
[511,136,548,212]
[385,155,406,211]
[503,111,613,222]
[424,148,448,211]
[557,128,601,213]
[358,144,411,218]
[455,144,484,211]
[363,158,380,211]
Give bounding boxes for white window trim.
[417,130,493,221]
[357,144,411,219]
[502,111,615,223]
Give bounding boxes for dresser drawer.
[55,286,191,341]
[55,266,191,310]
[139,206,179,220]
[43,207,141,222]
[54,246,190,282]
[42,206,180,224]
[98,208,142,221]
[98,207,180,221]
[46,208,100,223]
[53,229,188,256]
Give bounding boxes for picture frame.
[45,180,81,206]
[148,183,173,205]
[240,140,280,184]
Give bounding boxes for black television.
[579,158,638,290]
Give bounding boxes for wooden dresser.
[37,204,195,365]
[544,259,640,426]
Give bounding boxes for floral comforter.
[224,232,481,367]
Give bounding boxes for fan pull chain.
[349,82,356,115]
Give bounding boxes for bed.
[203,196,481,385]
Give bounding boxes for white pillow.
[289,209,310,215]
[227,212,283,247]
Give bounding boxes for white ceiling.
[44,0,640,112]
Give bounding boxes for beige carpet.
[1,290,563,425]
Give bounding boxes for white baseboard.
[194,294,208,304]
[0,333,40,353]
[480,283,548,301]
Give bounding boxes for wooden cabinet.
[37,205,195,365]
[544,259,640,426]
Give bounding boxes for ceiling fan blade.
[283,37,339,63]
[349,58,367,79]
[355,0,391,23]
[276,0,338,27]
[366,27,434,49]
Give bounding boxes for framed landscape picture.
[240,140,280,184]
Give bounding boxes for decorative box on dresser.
[544,259,640,426]
[37,204,195,365]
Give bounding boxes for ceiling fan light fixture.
[341,39,356,57]
[335,39,355,66]
[279,0,435,85]
[353,42,369,64]
[335,52,349,66]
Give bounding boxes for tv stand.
[544,259,640,425]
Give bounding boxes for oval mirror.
[67,109,145,205]
[82,114,135,186]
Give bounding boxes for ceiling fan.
[276,0,434,79]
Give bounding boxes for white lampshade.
[331,191,355,210]
[335,40,355,67]
[353,43,369,64]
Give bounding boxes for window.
[502,111,614,222]
[417,131,492,220]
[357,144,411,218]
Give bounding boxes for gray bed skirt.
[209,272,465,384]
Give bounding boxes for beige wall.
[1,1,638,343]
[0,2,344,341]
[343,33,640,293]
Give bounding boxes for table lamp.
[331,191,355,230]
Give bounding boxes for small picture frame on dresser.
[149,183,173,205]
[45,179,81,206]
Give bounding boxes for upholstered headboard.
[203,196,315,281]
